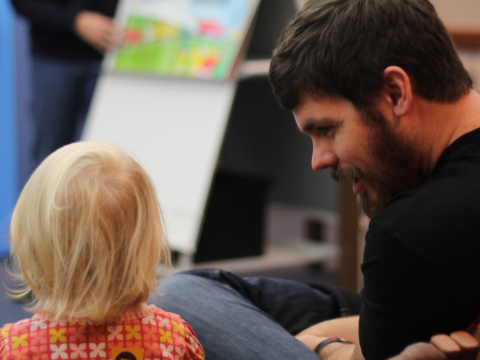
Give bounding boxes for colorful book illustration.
[111,0,259,80]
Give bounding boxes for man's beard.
[331,109,425,219]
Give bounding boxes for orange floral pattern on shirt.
[0,305,204,360]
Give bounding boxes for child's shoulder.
[1,316,39,335]
[139,305,188,329]
[145,306,205,360]
[118,304,186,328]
[151,306,183,322]
[1,317,40,355]
[149,305,193,332]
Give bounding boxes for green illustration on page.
[112,0,258,80]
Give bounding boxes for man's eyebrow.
[299,117,339,133]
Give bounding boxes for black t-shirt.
[11,0,118,60]
[359,128,480,360]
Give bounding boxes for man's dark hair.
[269,0,472,112]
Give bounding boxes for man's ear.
[383,66,412,117]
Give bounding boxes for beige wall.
[297,0,480,31]
[431,0,480,32]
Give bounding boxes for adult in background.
[150,1,480,360]
[11,0,119,168]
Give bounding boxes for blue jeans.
[31,56,100,168]
[149,269,361,360]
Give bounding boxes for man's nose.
[311,148,337,171]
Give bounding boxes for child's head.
[10,142,171,323]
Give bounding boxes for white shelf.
[192,238,338,272]
[239,59,271,78]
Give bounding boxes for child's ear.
[382,66,412,118]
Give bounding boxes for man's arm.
[11,0,89,30]
[296,316,359,343]
[388,343,446,360]
[295,334,461,360]
[295,331,363,360]
[295,316,363,360]
[11,0,121,53]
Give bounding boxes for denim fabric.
[149,269,342,360]
[31,56,100,167]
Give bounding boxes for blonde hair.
[10,142,171,323]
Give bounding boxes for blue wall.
[0,0,18,257]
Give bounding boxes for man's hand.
[388,343,447,360]
[74,11,122,53]
[295,333,329,351]
[295,333,358,360]
[295,317,362,360]
[296,316,359,343]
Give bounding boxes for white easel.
[83,0,302,258]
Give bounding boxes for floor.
[0,259,337,327]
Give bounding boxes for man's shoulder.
[367,153,480,293]
[371,149,480,238]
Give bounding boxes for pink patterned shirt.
[0,305,204,360]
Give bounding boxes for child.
[0,142,204,360]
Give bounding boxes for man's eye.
[318,126,334,136]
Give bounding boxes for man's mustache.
[330,166,366,182]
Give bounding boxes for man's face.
[292,94,424,218]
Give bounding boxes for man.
[150,1,480,359]
[11,0,119,169]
